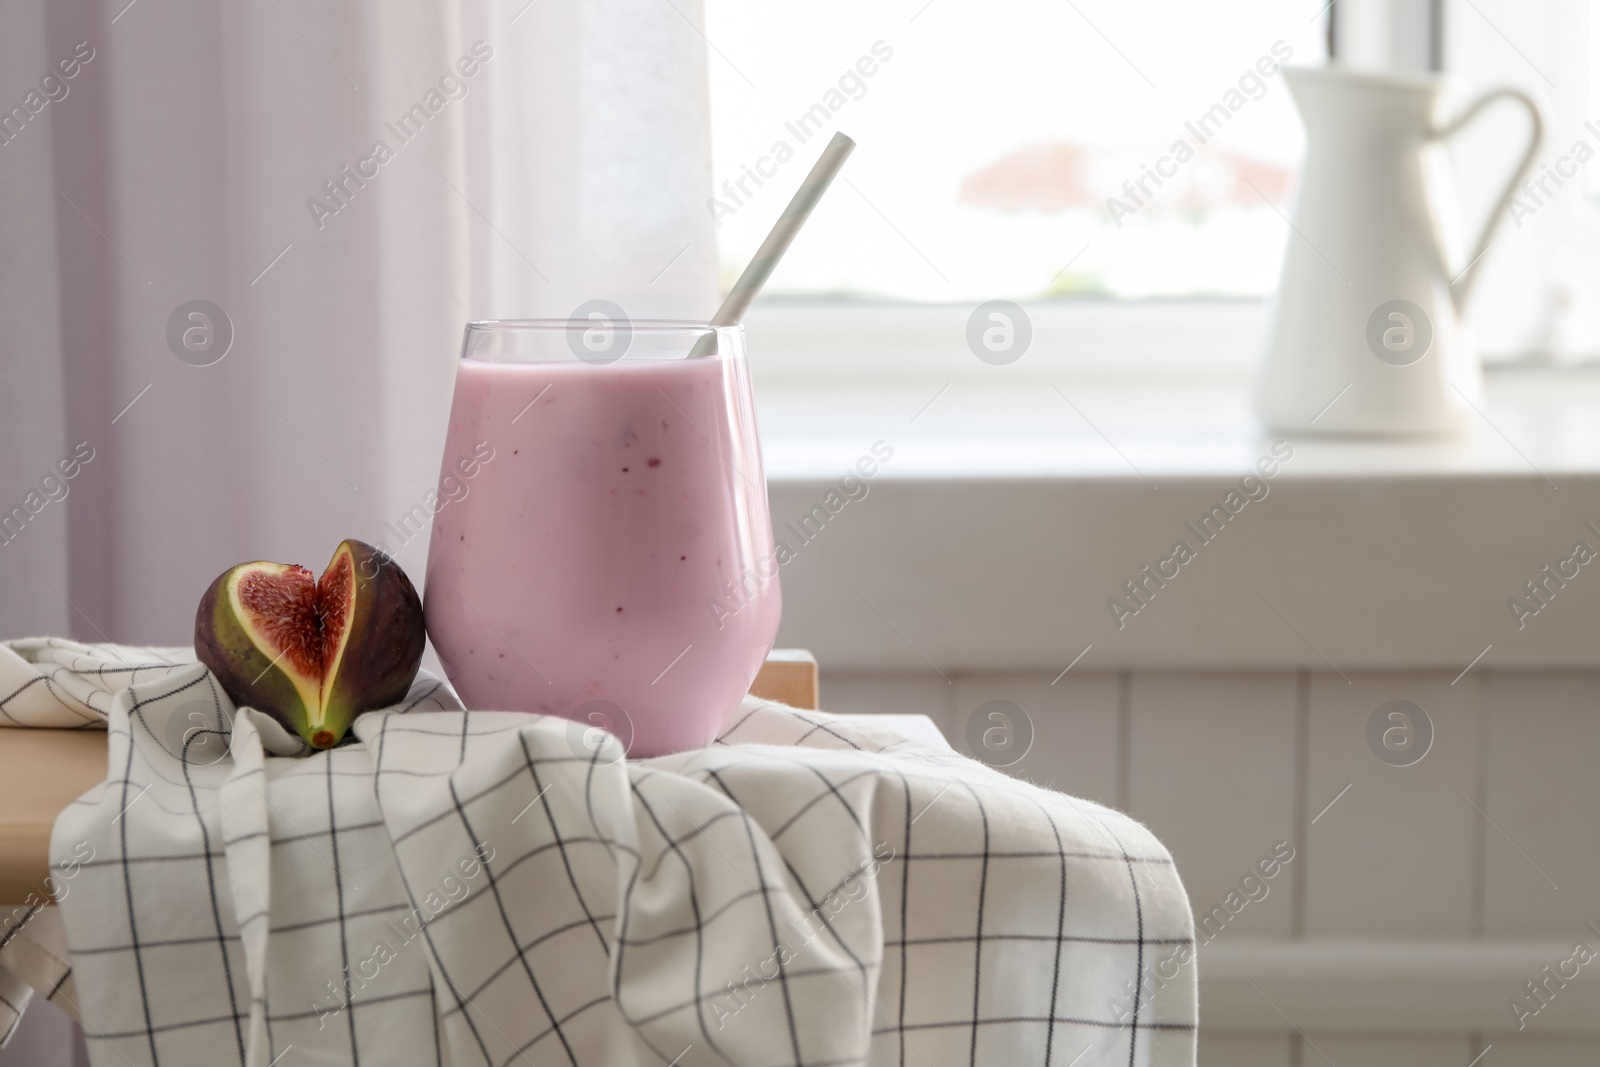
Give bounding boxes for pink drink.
[424,321,781,756]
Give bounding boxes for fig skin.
[194,539,425,750]
[322,542,426,743]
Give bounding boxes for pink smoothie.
[423,349,782,756]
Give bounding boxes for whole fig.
[194,539,425,749]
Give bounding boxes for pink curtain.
[0,0,717,646]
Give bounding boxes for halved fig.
[194,539,424,749]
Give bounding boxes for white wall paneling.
[1303,671,1483,938]
[1472,1034,1600,1065]
[1482,672,1600,938]
[950,671,1121,811]
[815,665,1600,1054]
[815,671,956,735]
[1302,1034,1471,1067]
[1195,1032,1293,1067]
[1127,674,1299,941]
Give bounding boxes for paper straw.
[691,132,856,356]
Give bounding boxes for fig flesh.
[194,539,424,749]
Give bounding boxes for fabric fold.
[0,640,1196,1066]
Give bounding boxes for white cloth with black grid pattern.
[0,638,1196,1066]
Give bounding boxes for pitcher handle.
[1431,87,1544,312]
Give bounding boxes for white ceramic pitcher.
[1256,66,1542,437]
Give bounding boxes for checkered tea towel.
[1,638,1196,1066]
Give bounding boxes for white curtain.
[0,0,717,644]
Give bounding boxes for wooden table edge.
[0,650,818,905]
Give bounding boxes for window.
[1442,0,1597,362]
[706,0,1600,365]
[705,0,1327,303]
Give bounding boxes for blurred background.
[4,0,1600,1064]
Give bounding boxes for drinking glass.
[423,319,781,756]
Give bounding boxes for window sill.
[761,367,1600,480]
[759,367,1600,672]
